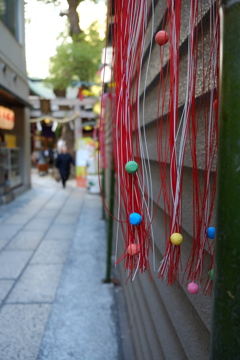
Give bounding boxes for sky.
[25,0,106,79]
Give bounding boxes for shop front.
[0,105,21,188]
[0,0,31,204]
[0,88,31,204]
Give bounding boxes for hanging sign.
[0,106,15,130]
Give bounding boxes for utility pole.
[210,1,240,358]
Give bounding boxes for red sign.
[0,106,15,130]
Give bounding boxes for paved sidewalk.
[0,172,120,360]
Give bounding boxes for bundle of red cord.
[110,0,154,280]
[101,0,219,293]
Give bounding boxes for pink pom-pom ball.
[155,30,169,46]
[127,244,140,256]
[187,282,199,294]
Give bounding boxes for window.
[0,0,19,40]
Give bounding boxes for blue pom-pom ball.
[129,212,142,225]
[207,227,216,239]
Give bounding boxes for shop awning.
[0,85,32,108]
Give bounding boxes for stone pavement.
[0,171,121,360]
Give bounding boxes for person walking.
[55,145,75,188]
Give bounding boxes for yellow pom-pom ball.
[170,233,183,245]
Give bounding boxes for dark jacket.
[56,153,74,179]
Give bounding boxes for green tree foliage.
[46,22,104,90]
[25,0,103,89]
[25,0,61,5]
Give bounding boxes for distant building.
[0,0,31,203]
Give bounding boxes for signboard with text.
[0,106,15,130]
[76,137,96,187]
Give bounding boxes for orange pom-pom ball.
[155,30,169,46]
[127,244,140,256]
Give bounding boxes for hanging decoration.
[100,0,220,295]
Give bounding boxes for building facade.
[0,0,31,203]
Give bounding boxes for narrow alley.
[0,172,120,360]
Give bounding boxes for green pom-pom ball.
[209,269,214,280]
[125,161,138,174]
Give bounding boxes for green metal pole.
[210,1,240,358]
[102,169,106,220]
[104,166,115,283]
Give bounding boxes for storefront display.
[0,147,21,188]
[0,107,22,189]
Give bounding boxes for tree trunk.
[67,0,82,36]
[61,123,75,176]
[60,0,82,164]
